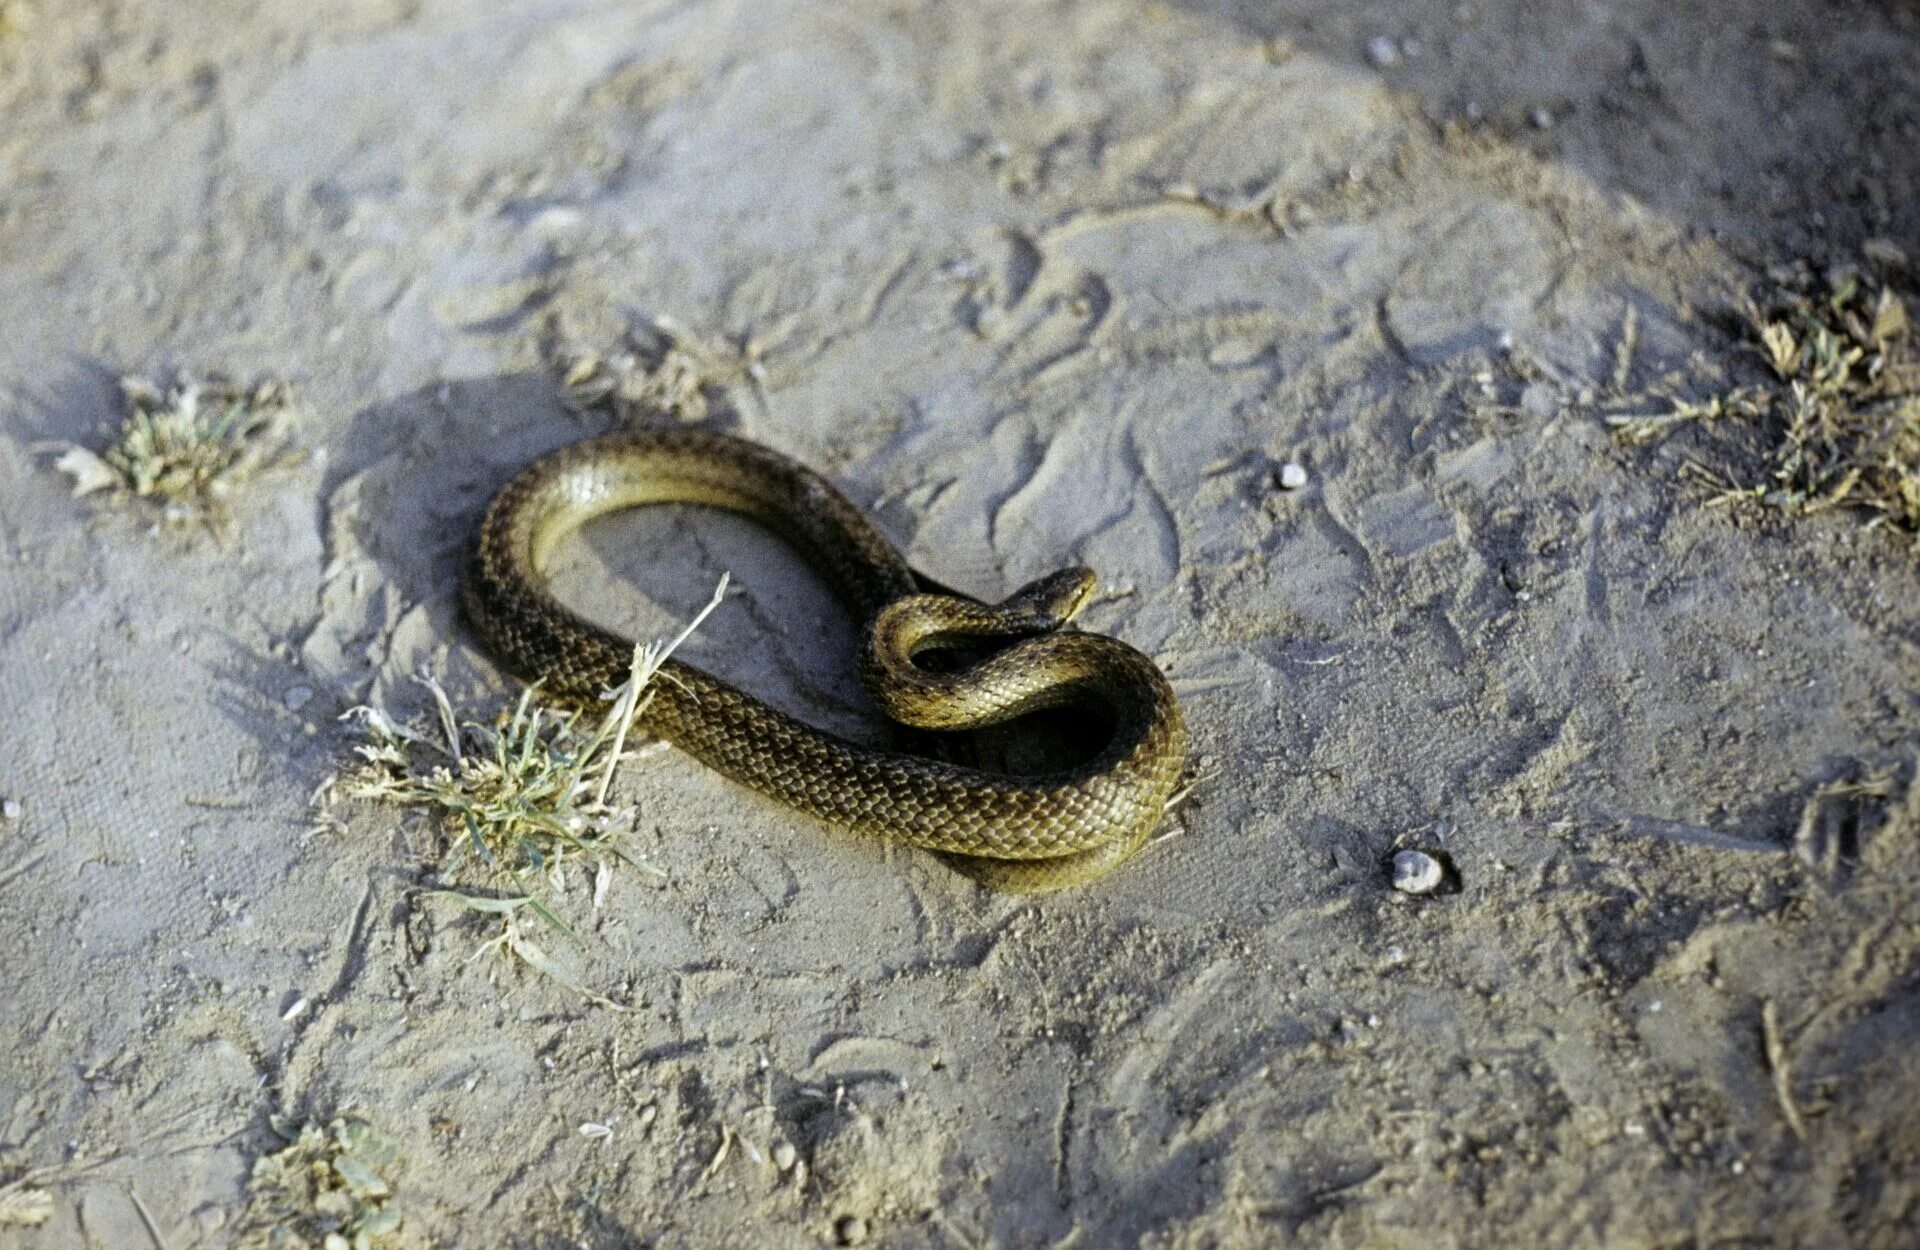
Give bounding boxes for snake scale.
[463,429,1187,891]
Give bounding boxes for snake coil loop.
[464,429,1187,892]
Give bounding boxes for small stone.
[1366,36,1400,67]
[772,1141,798,1171]
[1,798,20,821]
[1207,341,1267,368]
[529,205,584,235]
[1392,849,1445,894]
[1520,382,1557,418]
[836,1214,870,1246]
[283,684,314,712]
[1277,462,1309,491]
[1530,106,1556,129]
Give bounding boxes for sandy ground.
[2,1,1918,1246]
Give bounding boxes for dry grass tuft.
[1609,267,1920,535]
[546,317,762,422]
[331,577,727,1000]
[1748,276,1919,527]
[0,1184,53,1230]
[242,1115,403,1250]
[54,374,297,524]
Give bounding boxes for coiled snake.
[463,429,1187,891]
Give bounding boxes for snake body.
[463,429,1187,891]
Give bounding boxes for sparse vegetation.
[242,1115,403,1250]
[1609,267,1920,536]
[54,374,297,523]
[331,577,726,999]
[0,1181,53,1229]
[546,317,761,422]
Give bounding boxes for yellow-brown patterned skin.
[463,429,1187,891]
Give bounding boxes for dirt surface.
[2,1,1918,1246]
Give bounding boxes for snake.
[462,428,1188,892]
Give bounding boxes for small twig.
[1162,764,1217,814]
[593,572,729,807]
[592,679,654,812]
[129,1188,172,1250]
[658,572,731,668]
[1761,1000,1806,1140]
[703,1124,734,1179]
[1612,302,1639,394]
[424,674,463,763]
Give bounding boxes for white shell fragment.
[1391,849,1445,894]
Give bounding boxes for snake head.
[996,567,1098,631]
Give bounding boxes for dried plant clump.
[547,317,760,422]
[1605,387,1771,446]
[1609,268,1920,535]
[0,1182,53,1229]
[329,578,726,998]
[55,374,297,523]
[1750,276,1919,527]
[242,1115,402,1250]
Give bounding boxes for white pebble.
[1391,849,1445,894]
[1366,36,1400,67]
[1530,106,1556,129]
[1,798,20,821]
[772,1141,798,1171]
[1277,462,1309,491]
